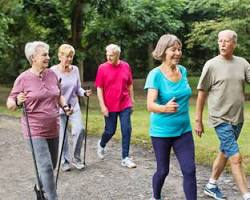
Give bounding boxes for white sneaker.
[121,157,136,168]
[97,140,105,159]
[72,160,85,170]
[61,162,71,172]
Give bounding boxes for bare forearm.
[97,87,109,116]
[147,102,166,113]
[129,84,135,103]
[6,98,17,111]
[195,90,207,122]
[147,89,178,113]
[59,96,67,107]
[97,87,106,108]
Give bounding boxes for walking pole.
[23,103,46,200]
[55,104,70,188]
[83,88,90,166]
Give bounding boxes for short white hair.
[106,44,121,54]
[218,30,237,43]
[25,41,49,64]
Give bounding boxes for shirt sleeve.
[95,65,104,88]
[244,59,250,83]
[179,65,187,78]
[75,66,85,96]
[8,75,24,100]
[127,64,133,86]
[144,69,159,90]
[197,61,213,91]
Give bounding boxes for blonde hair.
[152,34,182,61]
[58,44,75,58]
[218,30,237,43]
[106,44,121,54]
[25,41,49,64]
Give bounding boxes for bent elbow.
[147,104,153,112]
[6,99,16,111]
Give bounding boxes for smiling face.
[59,51,74,67]
[164,42,182,67]
[31,46,50,70]
[218,31,236,59]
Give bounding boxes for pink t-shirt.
[95,60,133,112]
[8,69,60,139]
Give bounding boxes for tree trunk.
[148,43,154,70]
[71,0,84,82]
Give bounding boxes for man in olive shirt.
[195,30,250,200]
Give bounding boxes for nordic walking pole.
[55,104,71,188]
[23,103,46,200]
[83,91,90,166]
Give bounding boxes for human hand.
[85,89,92,97]
[101,105,109,117]
[195,120,204,137]
[63,104,73,116]
[131,97,135,105]
[16,92,27,106]
[131,98,135,114]
[162,97,178,113]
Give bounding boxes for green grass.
[1,78,250,174]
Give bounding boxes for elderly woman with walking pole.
[51,44,92,172]
[7,41,72,200]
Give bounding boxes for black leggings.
[151,132,197,200]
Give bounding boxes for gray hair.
[25,41,49,64]
[106,44,121,54]
[152,34,182,61]
[218,30,237,43]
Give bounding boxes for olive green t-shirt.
[197,55,250,127]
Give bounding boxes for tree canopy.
[0,0,249,83]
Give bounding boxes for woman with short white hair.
[7,41,71,200]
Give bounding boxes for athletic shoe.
[121,157,136,168]
[243,192,250,200]
[72,160,85,170]
[97,140,105,159]
[204,184,226,200]
[71,159,85,170]
[61,162,71,172]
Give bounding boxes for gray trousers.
[59,109,84,164]
[28,137,59,200]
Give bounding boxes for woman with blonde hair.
[51,44,91,171]
[144,34,197,200]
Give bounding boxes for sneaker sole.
[72,164,85,170]
[61,167,71,172]
[97,142,105,160]
[204,189,226,200]
[97,153,105,160]
[121,163,137,168]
